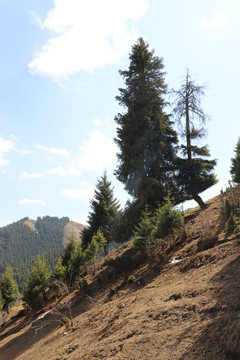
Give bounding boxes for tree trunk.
[103,244,109,256]
[192,193,207,210]
[186,74,207,210]
[186,97,192,161]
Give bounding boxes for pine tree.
[230,138,240,184]
[0,289,4,311]
[23,256,50,309]
[114,37,178,206]
[81,172,120,254]
[172,69,217,209]
[56,234,85,286]
[0,267,19,314]
[61,233,78,268]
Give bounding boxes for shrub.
[152,198,184,241]
[127,275,136,284]
[226,213,237,234]
[103,255,132,274]
[133,198,184,262]
[220,183,240,221]
[80,277,90,295]
[61,316,70,325]
[23,256,49,310]
[108,287,116,300]
[133,207,154,250]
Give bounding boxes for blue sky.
[0,0,239,226]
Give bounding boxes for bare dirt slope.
[63,221,85,246]
[23,219,36,231]
[1,195,240,360]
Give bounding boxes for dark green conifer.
[114,37,178,206]
[0,290,4,311]
[81,172,120,254]
[23,256,50,309]
[230,138,240,184]
[0,267,19,313]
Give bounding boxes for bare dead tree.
[171,69,216,209]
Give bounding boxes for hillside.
[1,194,240,359]
[63,221,85,246]
[0,216,85,291]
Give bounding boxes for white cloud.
[77,129,117,172]
[20,149,31,155]
[28,0,149,79]
[28,10,43,28]
[36,144,70,157]
[0,137,15,168]
[61,181,94,202]
[46,166,81,176]
[18,198,46,206]
[196,13,226,31]
[93,118,102,127]
[19,172,44,180]
[222,0,240,9]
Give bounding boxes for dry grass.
[63,221,85,246]
[1,194,240,360]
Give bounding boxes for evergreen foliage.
[54,231,106,287]
[172,69,217,209]
[152,197,184,240]
[54,234,78,286]
[81,172,120,253]
[0,216,69,290]
[61,233,78,268]
[226,213,237,234]
[0,267,19,313]
[0,289,4,311]
[114,37,179,206]
[230,138,240,184]
[13,247,64,293]
[112,199,143,243]
[85,230,106,263]
[133,207,154,250]
[134,198,184,259]
[23,256,50,309]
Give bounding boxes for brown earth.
[24,219,36,232]
[1,195,240,360]
[63,221,85,246]
[24,219,85,246]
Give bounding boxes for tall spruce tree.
[114,37,178,206]
[172,69,217,209]
[230,138,240,184]
[81,172,120,254]
[0,267,19,314]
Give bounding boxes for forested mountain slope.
[0,216,84,291]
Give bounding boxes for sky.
[0,0,240,227]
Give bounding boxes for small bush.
[61,316,70,325]
[127,275,136,284]
[97,274,102,285]
[133,198,184,262]
[108,287,116,300]
[220,183,240,222]
[80,277,90,295]
[103,255,132,274]
[226,213,237,234]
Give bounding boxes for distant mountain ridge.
[22,218,85,245]
[0,216,85,291]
